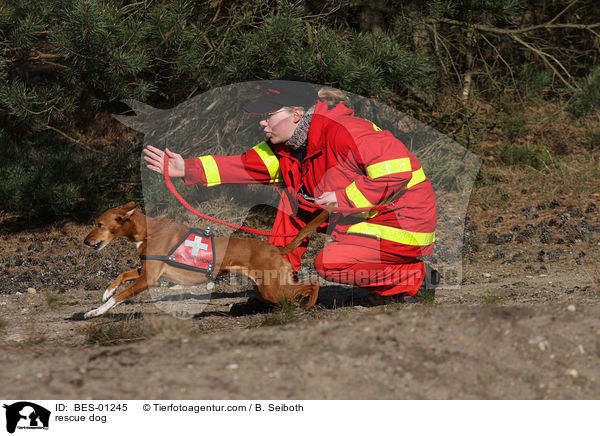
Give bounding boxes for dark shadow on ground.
[315,285,372,309]
[67,311,145,322]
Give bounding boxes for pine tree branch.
[510,33,576,90]
[30,50,62,61]
[429,17,600,37]
[44,124,102,154]
[429,0,598,38]
[547,0,580,27]
[429,25,461,80]
[478,32,524,104]
[426,6,600,91]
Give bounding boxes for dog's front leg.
[102,269,140,302]
[84,274,155,319]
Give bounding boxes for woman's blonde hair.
[318,87,350,107]
[281,86,350,114]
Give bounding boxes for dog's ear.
[116,202,137,223]
[121,201,137,210]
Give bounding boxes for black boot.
[404,263,439,303]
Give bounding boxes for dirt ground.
[1,193,599,400]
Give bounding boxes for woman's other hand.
[314,191,338,206]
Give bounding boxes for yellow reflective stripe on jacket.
[372,123,382,131]
[366,158,412,179]
[346,181,374,208]
[253,141,280,183]
[366,158,427,190]
[407,167,426,189]
[346,181,379,218]
[347,222,435,246]
[199,155,221,187]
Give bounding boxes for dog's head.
[84,202,137,251]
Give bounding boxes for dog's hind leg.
[256,280,320,310]
[289,280,320,309]
[103,269,140,302]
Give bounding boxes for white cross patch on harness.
[185,236,208,256]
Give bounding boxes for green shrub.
[498,144,555,171]
[584,130,600,151]
[475,167,508,186]
[497,110,527,141]
[568,66,600,117]
[0,131,140,220]
[518,63,553,99]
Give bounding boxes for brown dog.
[82,202,332,318]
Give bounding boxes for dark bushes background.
[0,0,598,221]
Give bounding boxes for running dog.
[82,202,332,318]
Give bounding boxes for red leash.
[163,154,295,237]
[162,154,391,237]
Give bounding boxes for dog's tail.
[279,203,334,255]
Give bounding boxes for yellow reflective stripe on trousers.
[347,222,435,246]
[199,155,221,187]
[253,141,280,183]
[366,158,412,179]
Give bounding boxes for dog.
[82,202,332,318]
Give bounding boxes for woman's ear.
[292,108,305,123]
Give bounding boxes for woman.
[143,79,438,300]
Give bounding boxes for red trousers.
[314,235,426,296]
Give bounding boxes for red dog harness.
[141,228,216,278]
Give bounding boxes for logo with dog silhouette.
[3,402,50,433]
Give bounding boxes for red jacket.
[184,101,437,270]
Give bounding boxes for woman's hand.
[143,145,185,178]
[314,191,338,206]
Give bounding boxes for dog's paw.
[84,297,118,319]
[83,309,100,319]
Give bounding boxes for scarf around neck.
[286,104,316,150]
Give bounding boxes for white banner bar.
[0,400,597,435]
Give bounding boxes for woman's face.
[259,107,303,145]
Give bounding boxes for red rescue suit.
[183,101,437,296]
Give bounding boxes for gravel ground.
[0,195,599,399]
